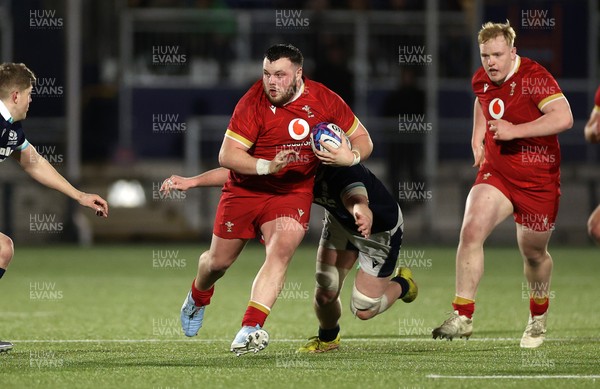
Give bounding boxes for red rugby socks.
[452,295,475,319]
[190,279,214,307]
[530,296,549,316]
[242,301,271,328]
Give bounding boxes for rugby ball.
[310,122,343,153]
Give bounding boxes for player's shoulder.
[233,79,268,115]
[238,79,265,102]
[471,67,488,90]
[517,56,552,77]
[303,77,337,98]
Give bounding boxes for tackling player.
[175,44,373,355]
[0,63,109,352]
[431,21,573,348]
[161,162,418,353]
[584,85,600,243]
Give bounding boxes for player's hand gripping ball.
[310,122,343,154]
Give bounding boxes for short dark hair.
[264,44,303,67]
[0,63,36,99]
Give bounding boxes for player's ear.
[510,46,517,58]
[296,66,303,79]
[10,90,19,104]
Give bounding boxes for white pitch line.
[9,337,591,343]
[428,375,600,380]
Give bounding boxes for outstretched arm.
[13,145,108,217]
[160,167,230,194]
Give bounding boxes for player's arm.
[218,136,296,176]
[489,97,573,141]
[13,145,108,217]
[160,167,230,194]
[341,184,372,238]
[472,98,487,167]
[318,120,373,167]
[584,106,600,144]
[347,121,373,163]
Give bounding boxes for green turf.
[1,243,599,388]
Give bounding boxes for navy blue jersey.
[313,164,400,234]
[0,116,29,162]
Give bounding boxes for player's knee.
[522,247,550,266]
[315,263,341,293]
[349,284,381,320]
[0,234,14,268]
[459,222,486,246]
[200,251,232,274]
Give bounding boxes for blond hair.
[478,20,516,47]
[0,63,36,99]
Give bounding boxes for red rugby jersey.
[224,76,359,194]
[472,55,566,187]
[594,84,600,111]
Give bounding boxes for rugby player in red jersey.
[584,85,600,242]
[432,21,573,348]
[162,161,419,354]
[178,44,373,355]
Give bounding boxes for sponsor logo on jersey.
[488,98,504,119]
[288,118,309,140]
[7,130,18,146]
[0,146,13,158]
[483,83,489,93]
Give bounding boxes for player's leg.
[514,181,559,348]
[349,223,415,320]
[351,266,417,320]
[0,232,14,352]
[250,216,306,308]
[351,269,393,320]
[516,226,553,348]
[183,189,258,338]
[313,248,355,327]
[298,246,355,353]
[181,234,247,337]
[587,204,600,244]
[230,216,306,355]
[231,192,313,356]
[433,182,512,340]
[0,232,15,279]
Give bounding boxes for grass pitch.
[1,243,599,388]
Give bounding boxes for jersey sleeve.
[13,123,29,151]
[528,64,564,111]
[594,85,600,112]
[471,68,485,96]
[225,83,262,149]
[335,165,370,203]
[325,90,359,137]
